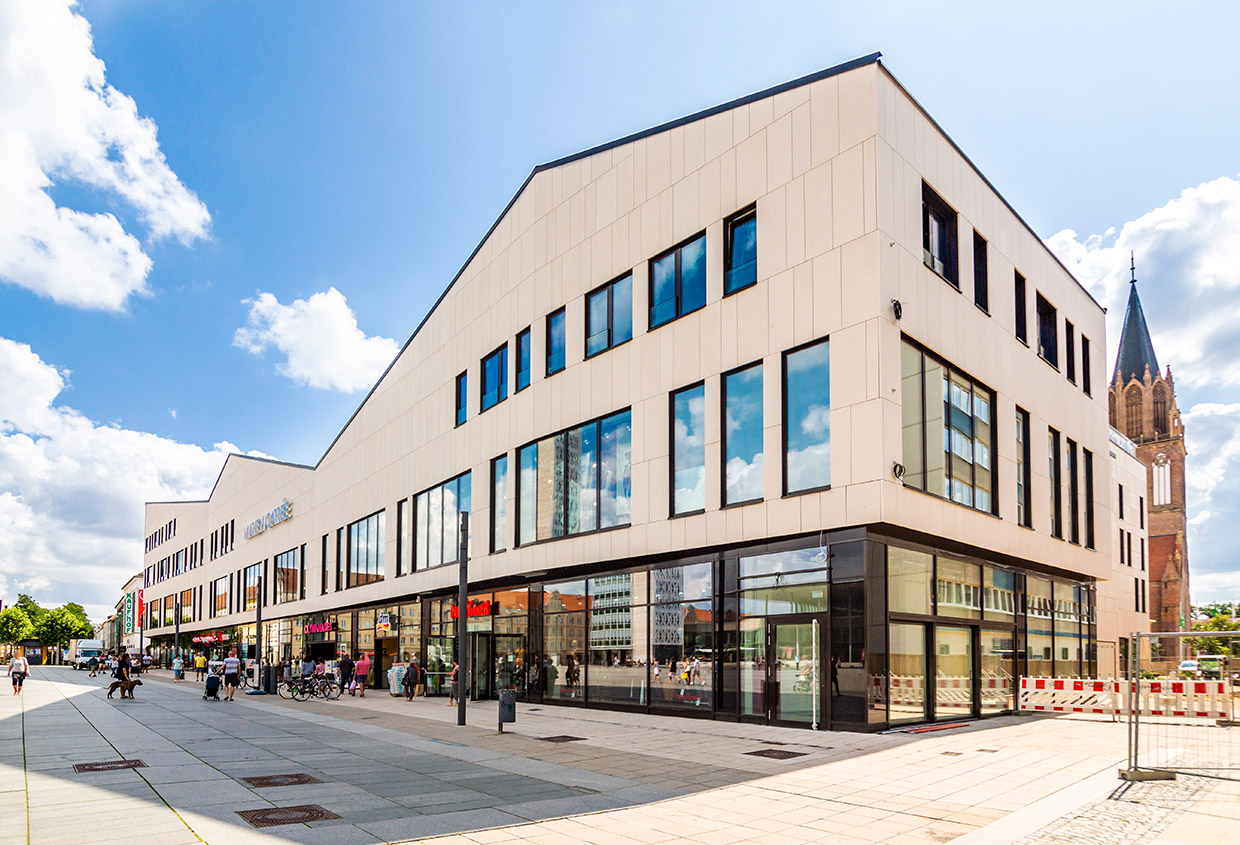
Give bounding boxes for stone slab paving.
[5,666,1237,843]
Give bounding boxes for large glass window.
[586,274,632,358]
[543,580,587,701]
[481,344,508,411]
[346,511,385,587]
[414,473,471,569]
[275,547,299,603]
[725,208,757,295]
[649,233,706,329]
[588,572,648,706]
[888,547,932,615]
[1026,576,1054,677]
[890,622,927,723]
[546,308,566,375]
[723,363,763,505]
[180,589,193,623]
[455,372,467,427]
[515,327,531,392]
[491,455,508,553]
[650,562,714,710]
[935,557,980,620]
[984,567,1018,624]
[671,383,706,515]
[243,563,262,611]
[212,577,227,617]
[901,339,996,514]
[516,410,631,544]
[922,182,957,286]
[784,339,831,494]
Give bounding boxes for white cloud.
[234,288,401,393]
[0,0,209,311]
[0,336,257,622]
[168,408,177,419]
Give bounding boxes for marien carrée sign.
[244,498,293,540]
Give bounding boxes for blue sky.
[2,1,1239,621]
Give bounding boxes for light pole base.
[244,689,268,695]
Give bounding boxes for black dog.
[107,678,143,699]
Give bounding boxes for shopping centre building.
[138,54,1147,731]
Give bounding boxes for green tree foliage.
[13,595,46,626]
[1195,602,1237,620]
[1187,613,1240,656]
[32,608,94,663]
[0,608,34,646]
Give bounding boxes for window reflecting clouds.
[672,384,706,514]
[784,339,830,493]
[724,364,763,505]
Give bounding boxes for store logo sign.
[376,612,391,633]
[449,599,494,619]
[304,621,336,634]
[244,498,294,540]
[123,593,134,635]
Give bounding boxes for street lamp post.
[457,512,468,727]
[247,573,267,695]
[174,596,181,667]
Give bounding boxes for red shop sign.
[304,621,336,634]
[449,599,494,619]
[192,633,231,644]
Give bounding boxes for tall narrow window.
[922,182,958,286]
[396,498,409,576]
[671,383,706,515]
[650,233,707,328]
[515,327,531,392]
[1016,407,1032,528]
[1083,448,1095,549]
[1067,438,1080,544]
[723,363,764,506]
[491,455,508,553]
[1015,271,1027,344]
[586,274,633,358]
[900,342,926,490]
[1036,293,1058,367]
[973,230,988,312]
[1118,484,1124,520]
[320,534,328,595]
[546,308,566,375]
[275,547,299,603]
[1081,335,1092,395]
[1065,321,1076,383]
[517,444,537,546]
[243,563,262,611]
[455,372,467,427]
[414,473,471,568]
[784,338,831,494]
[480,345,508,411]
[1140,539,1145,571]
[725,208,758,294]
[1139,496,1145,529]
[346,511,385,587]
[1048,428,1062,538]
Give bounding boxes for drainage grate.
[73,760,146,773]
[537,735,587,743]
[760,740,790,746]
[941,751,964,756]
[236,805,341,828]
[745,749,807,760]
[978,748,1000,753]
[241,773,323,788]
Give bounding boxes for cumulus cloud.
[0,0,209,311]
[234,287,401,393]
[0,336,256,622]
[1046,176,1240,602]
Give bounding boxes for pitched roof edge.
[144,453,313,510]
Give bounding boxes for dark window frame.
[922,182,959,287]
[546,307,567,376]
[781,336,832,497]
[454,371,467,427]
[585,273,633,359]
[490,454,508,553]
[721,360,765,509]
[480,343,509,412]
[1049,427,1063,539]
[724,206,758,296]
[1036,292,1059,368]
[670,380,707,518]
[973,230,989,313]
[648,231,708,329]
[1065,320,1076,383]
[1081,335,1092,395]
[515,327,532,392]
[1084,448,1095,549]
[1067,438,1080,545]
[1015,271,1028,345]
[344,509,386,589]
[1017,406,1032,528]
[413,471,471,570]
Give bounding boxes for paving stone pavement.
[7,666,1239,844]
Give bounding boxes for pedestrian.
[87,654,99,677]
[354,653,371,698]
[402,660,420,700]
[300,653,315,678]
[339,653,354,695]
[446,660,459,706]
[115,653,132,699]
[195,652,207,682]
[8,653,29,696]
[690,655,703,686]
[830,653,841,697]
[222,649,241,701]
[172,654,185,683]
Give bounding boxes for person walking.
[403,659,420,700]
[87,654,99,677]
[172,654,185,683]
[194,652,207,682]
[339,653,354,695]
[446,660,459,706]
[222,649,241,701]
[354,653,371,698]
[8,653,29,696]
[115,653,132,699]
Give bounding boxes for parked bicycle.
[277,673,339,702]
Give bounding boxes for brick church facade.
[1108,267,1191,636]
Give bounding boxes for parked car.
[1176,659,1199,678]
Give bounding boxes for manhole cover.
[537,735,586,743]
[745,749,807,760]
[236,805,341,828]
[242,774,323,788]
[73,760,147,773]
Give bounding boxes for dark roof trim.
[874,61,1103,314]
[310,52,884,469]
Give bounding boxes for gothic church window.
[1125,385,1143,440]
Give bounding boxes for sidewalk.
[6,666,1237,844]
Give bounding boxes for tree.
[1186,614,1240,656]
[62,602,91,628]
[32,608,93,664]
[14,595,46,626]
[0,608,33,653]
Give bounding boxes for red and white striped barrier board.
[1018,677,1231,718]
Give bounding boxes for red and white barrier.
[1019,677,1232,719]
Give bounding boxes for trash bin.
[263,665,279,694]
[498,688,517,731]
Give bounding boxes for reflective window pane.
[567,423,598,534]
[491,455,508,553]
[680,235,706,314]
[889,622,927,723]
[935,556,980,619]
[518,444,537,545]
[724,364,764,505]
[784,339,831,493]
[612,275,632,345]
[516,328,531,391]
[600,411,632,527]
[888,546,932,615]
[725,211,757,294]
[546,309,566,375]
[672,384,706,514]
[586,288,609,357]
[650,252,676,328]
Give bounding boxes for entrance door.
[766,615,825,728]
[469,633,493,701]
[375,637,399,690]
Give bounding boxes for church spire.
[1112,254,1161,385]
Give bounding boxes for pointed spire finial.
[1130,251,1137,285]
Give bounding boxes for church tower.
[1108,258,1190,637]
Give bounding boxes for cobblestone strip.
[1013,775,1216,844]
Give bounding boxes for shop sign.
[123,592,134,635]
[449,599,494,619]
[304,621,336,634]
[244,498,294,540]
[376,612,391,633]
[192,633,231,644]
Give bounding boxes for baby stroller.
[203,672,222,701]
